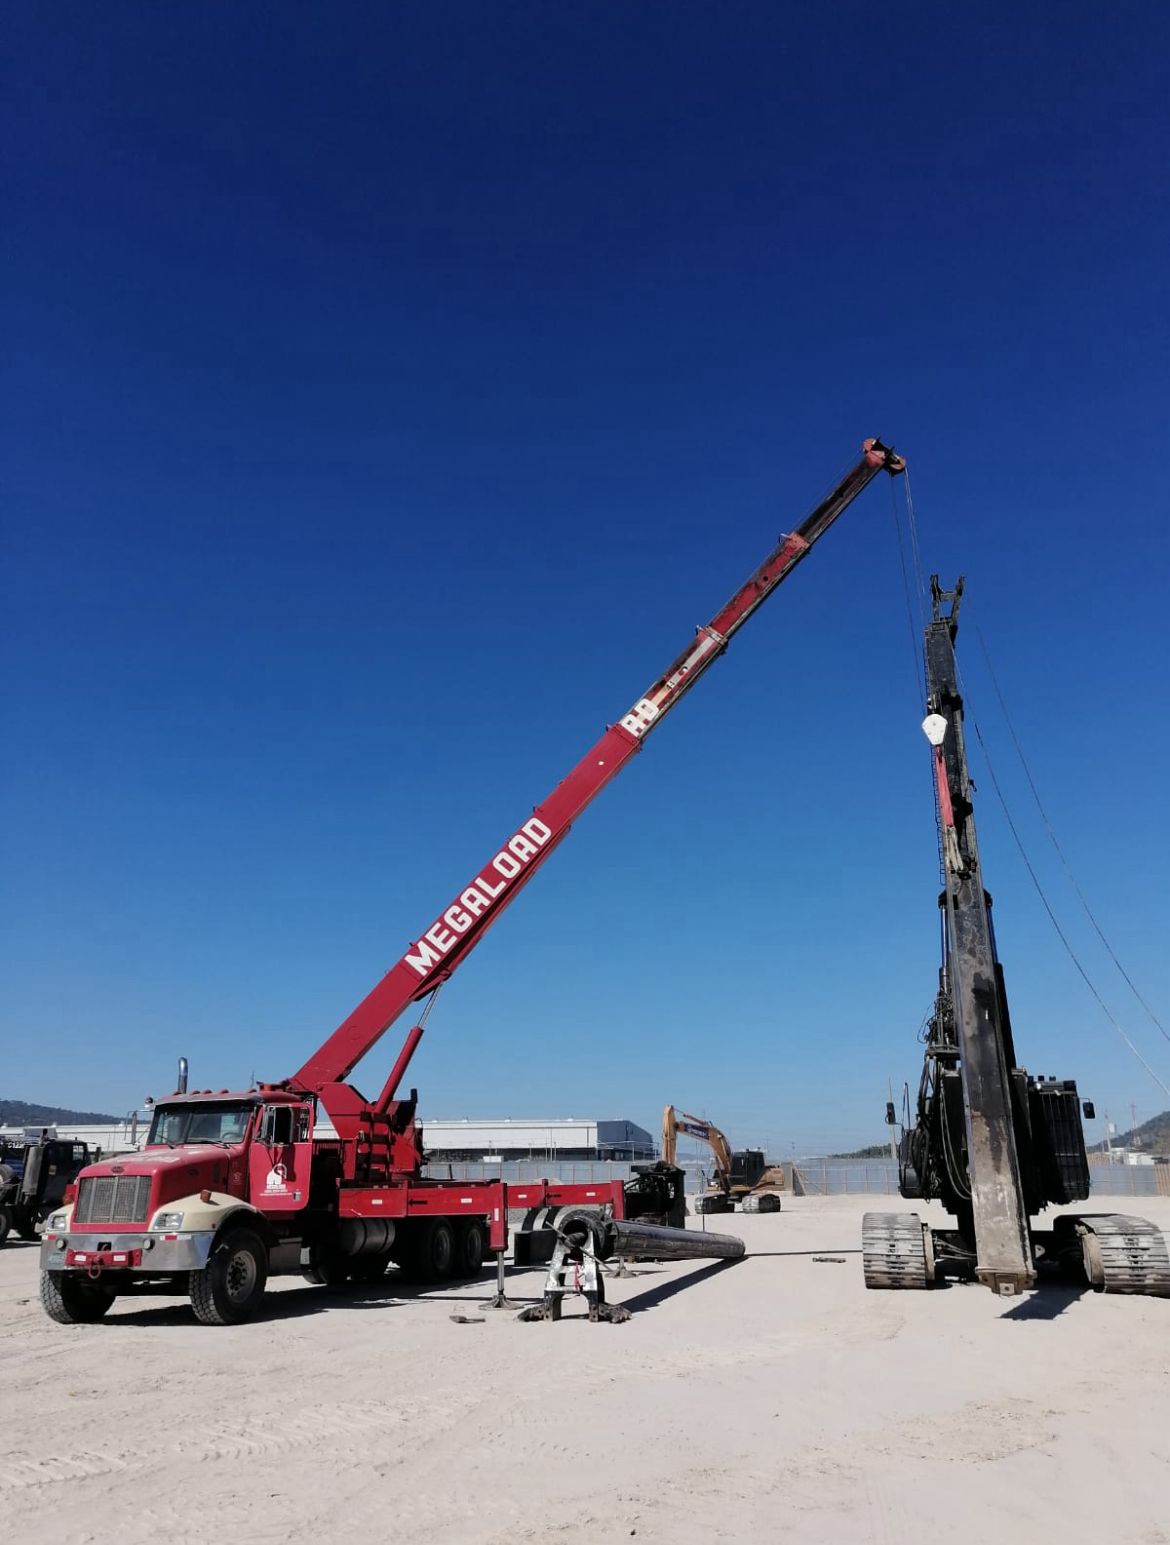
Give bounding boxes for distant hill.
[829,1144,891,1160]
[0,1099,119,1127]
[1091,1109,1170,1157]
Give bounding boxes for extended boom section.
[292,438,904,1096]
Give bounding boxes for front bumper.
[41,1231,215,1274]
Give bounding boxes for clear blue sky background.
[3,4,1168,1153]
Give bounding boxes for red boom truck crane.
[40,439,905,1327]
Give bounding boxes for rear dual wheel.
[412,1218,455,1282]
[398,1218,486,1283]
[455,1218,486,1278]
[303,1217,489,1288]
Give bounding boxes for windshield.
[148,1102,254,1146]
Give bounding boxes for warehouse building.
[0,1114,150,1155]
[420,1117,655,1163]
[0,1113,658,1165]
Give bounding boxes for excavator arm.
[290,439,905,1097]
[662,1106,734,1191]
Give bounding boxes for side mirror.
[885,1102,897,1126]
[1082,1100,1096,1120]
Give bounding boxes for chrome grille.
[74,1175,153,1226]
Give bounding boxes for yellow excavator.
[661,1106,784,1214]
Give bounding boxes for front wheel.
[40,1271,116,1324]
[190,1228,269,1325]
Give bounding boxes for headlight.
[48,1212,69,1230]
[153,1211,185,1230]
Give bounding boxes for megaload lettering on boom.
[402,817,553,977]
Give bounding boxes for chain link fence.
[789,1157,1169,1198]
[424,1156,1169,1200]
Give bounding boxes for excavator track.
[862,1211,935,1289]
[1073,1214,1170,1296]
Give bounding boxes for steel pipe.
[607,1218,745,1262]
[556,1211,745,1263]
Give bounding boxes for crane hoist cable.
[972,617,1170,1050]
[889,475,926,704]
[957,666,1170,1101]
[902,466,928,626]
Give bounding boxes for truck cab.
[40,1089,323,1325]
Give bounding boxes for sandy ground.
[2,1195,1169,1545]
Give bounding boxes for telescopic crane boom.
[41,437,904,1330]
[291,438,905,1099]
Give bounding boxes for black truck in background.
[0,1134,92,1245]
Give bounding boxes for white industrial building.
[0,1114,150,1155]
[1,1112,657,1164]
[419,1117,655,1162]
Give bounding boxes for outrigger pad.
[516,1299,630,1324]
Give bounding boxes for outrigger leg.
[479,1250,524,1311]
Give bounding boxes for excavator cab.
[730,1150,767,1188]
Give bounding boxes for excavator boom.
[662,1105,734,1186]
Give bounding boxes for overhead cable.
[972,618,1170,1049]
[960,683,1170,1100]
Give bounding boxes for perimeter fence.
[789,1157,1170,1198]
[425,1156,1170,1199]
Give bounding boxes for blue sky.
[3,4,1168,1152]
